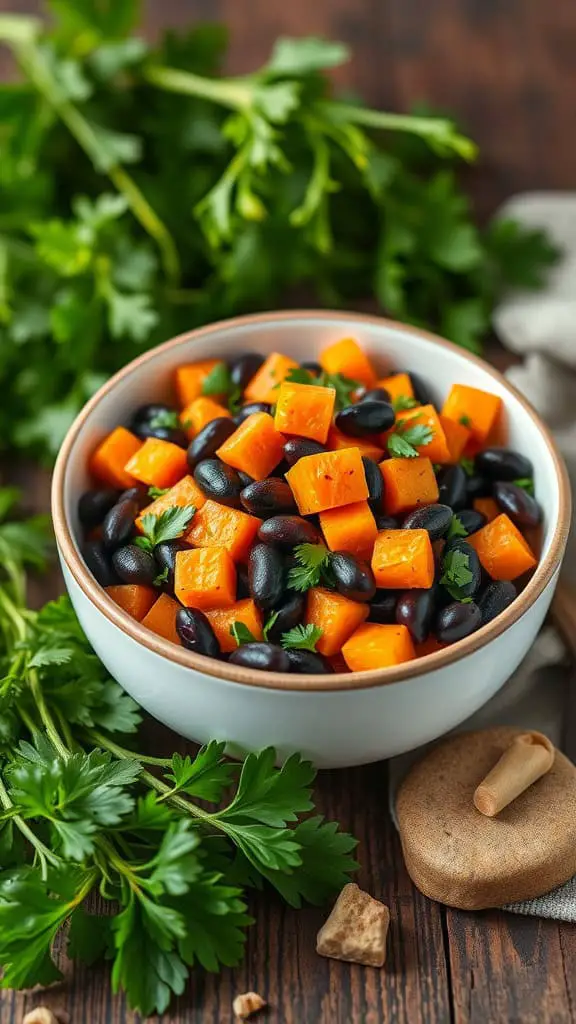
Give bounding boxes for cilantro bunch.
[0,490,358,1015]
[0,1,557,459]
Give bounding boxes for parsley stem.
[0,773,60,878]
[144,65,254,110]
[27,666,69,761]
[88,731,172,768]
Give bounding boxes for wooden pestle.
[473,731,555,817]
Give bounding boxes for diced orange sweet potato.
[379,457,439,516]
[320,500,378,561]
[216,412,285,481]
[244,352,299,404]
[136,475,206,532]
[386,405,450,463]
[125,437,187,489]
[186,500,261,562]
[441,384,502,449]
[342,623,415,671]
[371,529,435,589]
[376,372,414,403]
[319,337,377,388]
[439,414,471,464]
[415,636,447,658]
[90,427,141,489]
[274,381,336,444]
[106,584,157,622]
[140,593,181,644]
[326,425,383,462]
[305,587,369,657]
[473,497,500,523]
[175,359,221,407]
[205,599,264,653]
[175,547,236,610]
[286,447,369,515]
[467,513,537,581]
[180,396,230,439]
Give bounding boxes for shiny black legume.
[330,552,376,602]
[402,503,453,540]
[240,478,297,517]
[477,580,517,625]
[362,456,385,512]
[248,543,285,610]
[193,459,243,508]
[176,608,220,657]
[475,447,533,481]
[186,418,236,470]
[437,464,468,511]
[102,497,139,550]
[258,515,321,548]
[83,540,119,587]
[285,649,333,674]
[233,402,271,425]
[335,400,395,437]
[229,642,291,672]
[435,601,481,644]
[78,489,119,530]
[493,481,541,528]
[395,588,436,644]
[283,438,326,466]
[368,590,398,624]
[230,352,265,391]
[112,544,157,586]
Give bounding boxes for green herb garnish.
[460,456,475,476]
[281,624,323,652]
[446,514,468,541]
[387,415,433,458]
[287,543,331,593]
[262,610,280,640]
[134,504,195,552]
[201,362,242,412]
[458,414,472,427]
[392,394,420,412]
[230,621,257,646]
[153,567,169,586]
[148,410,179,430]
[147,485,170,499]
[513,477,535,496]
[282,367,360,410]
[440,548,473,601]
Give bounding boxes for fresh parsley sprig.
[513,477,535,496]
[281,624,323,652]
[392,394,420,412]
[446,514,468,541]
[287,543,332,593]
[387,415,434,458]
[440,548,474,601]
[148,410,180,430]
[202,362,242,412]
[283,367,361,411]
[134,504,196,552]
[230,621,257,646]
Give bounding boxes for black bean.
[236,564,250,599]
[132,402,174,424]
[248,544,285,610]
[78,489,119,530]
[283,438,326,466]
[335,400,395,437]
[466,473,492,502]
[330,552,376,602]
[437,465,468,511]
[402,503,453,540]
[264,593,305,643]
[362,457,385,512]
[229,642,291,672]
[154,540,189,593]
[83,540,119,587]
[193,459,243,508]
[374,515,398,531]
[440,539,482,599]
[359,387,391,403]
[301,360,323,375]
[477,580,517,625]
[258,515,321,548]
[493,481,541,529]
[102,498,139,551]
[234,402,271,425]
[112,544,157,586]
[230,352,264,391]
[406,371,434,407]
[133,421,188,447]
[454,508,486,536]
[238,471,255,487]
[286,649,333,674]
[176,608,220,657]
[270,459,290,479]
[368,590,398,624]
[475,447,533,481]
[119,486,148,508]
[186,418,236,470]
[396,589,436,644]
[435,601,482,644]
[241,479,297,518]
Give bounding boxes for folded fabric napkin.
[390,191,576,920]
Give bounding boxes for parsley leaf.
[201,362,242,412]
[148,485,170,499]
[387,416,434,458]
[282,368,359,410]
[149,410,179,430]
[230,621,257,646]
[460,456,475,476]
[287,543,331,592]
[513,477,535,496]
[165,743,237,802]
[153,567,169,586]
[440,548,473,601]
[281,624,323,651]
[459,414,472,427]
[392,394,419,412]
[134,504,195,552]
[262,610,279,641]
[446,514,468,541]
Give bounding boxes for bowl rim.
[51,309,571,692]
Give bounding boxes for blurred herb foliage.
[0,1,557,459]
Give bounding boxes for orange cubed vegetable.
[136,475,206,532]
[320,500,378,561]
[140,593,181,644]
[180,396,230,439]
[473,497,500,523]
[90,427,141,489]
[467,513,537,581]
[376,372,415,403]
[387,404,450,463]
[286,447,369,515]
[415,635,447,658]
[305,587,369,657]
[439,414,471,463]
[379,456,439,516]
[205,599,264,653]
[371,529,435,589]
[319,337,376,388]
[441,384,502,449]
[326,425,383,462]
[106,584,157,622]
[244,352,299,404]
[175,359,221,407]
[342,623,415,671]
[175,547,236,610]
[124,437,187,490]
[274,381,336,444]
[216,412,285,481]
[186,500,261,562]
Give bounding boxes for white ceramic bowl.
[52,312,570,768]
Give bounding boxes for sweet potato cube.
[467,513,537,580]
[175,359,221,407]
[216,412,285,481]
[274,381,336,444]
[125,437,187,489]
[379,456,439,516]
[286,447,369,515]
[376,372,414,403]
[326,425,383,462]
[371,529,435,589]
[180,396,230,439]
[305,587,369,657]
[319,337,376,388]
[175,547,236,610]
[342,623,416,672]
[385,404,450,463]
[439,415,471,464]
[90,426,141,489]
[140,593,180,644]
[473,497,500,523]
[244,352,299,404]
[136,475,206,532]
[185,500,261,562]
[106,584,157,622]
[320,501,378,562]
[205,599,264,653]
[441,384,502,449]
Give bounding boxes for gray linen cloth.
[389,192,576,920]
